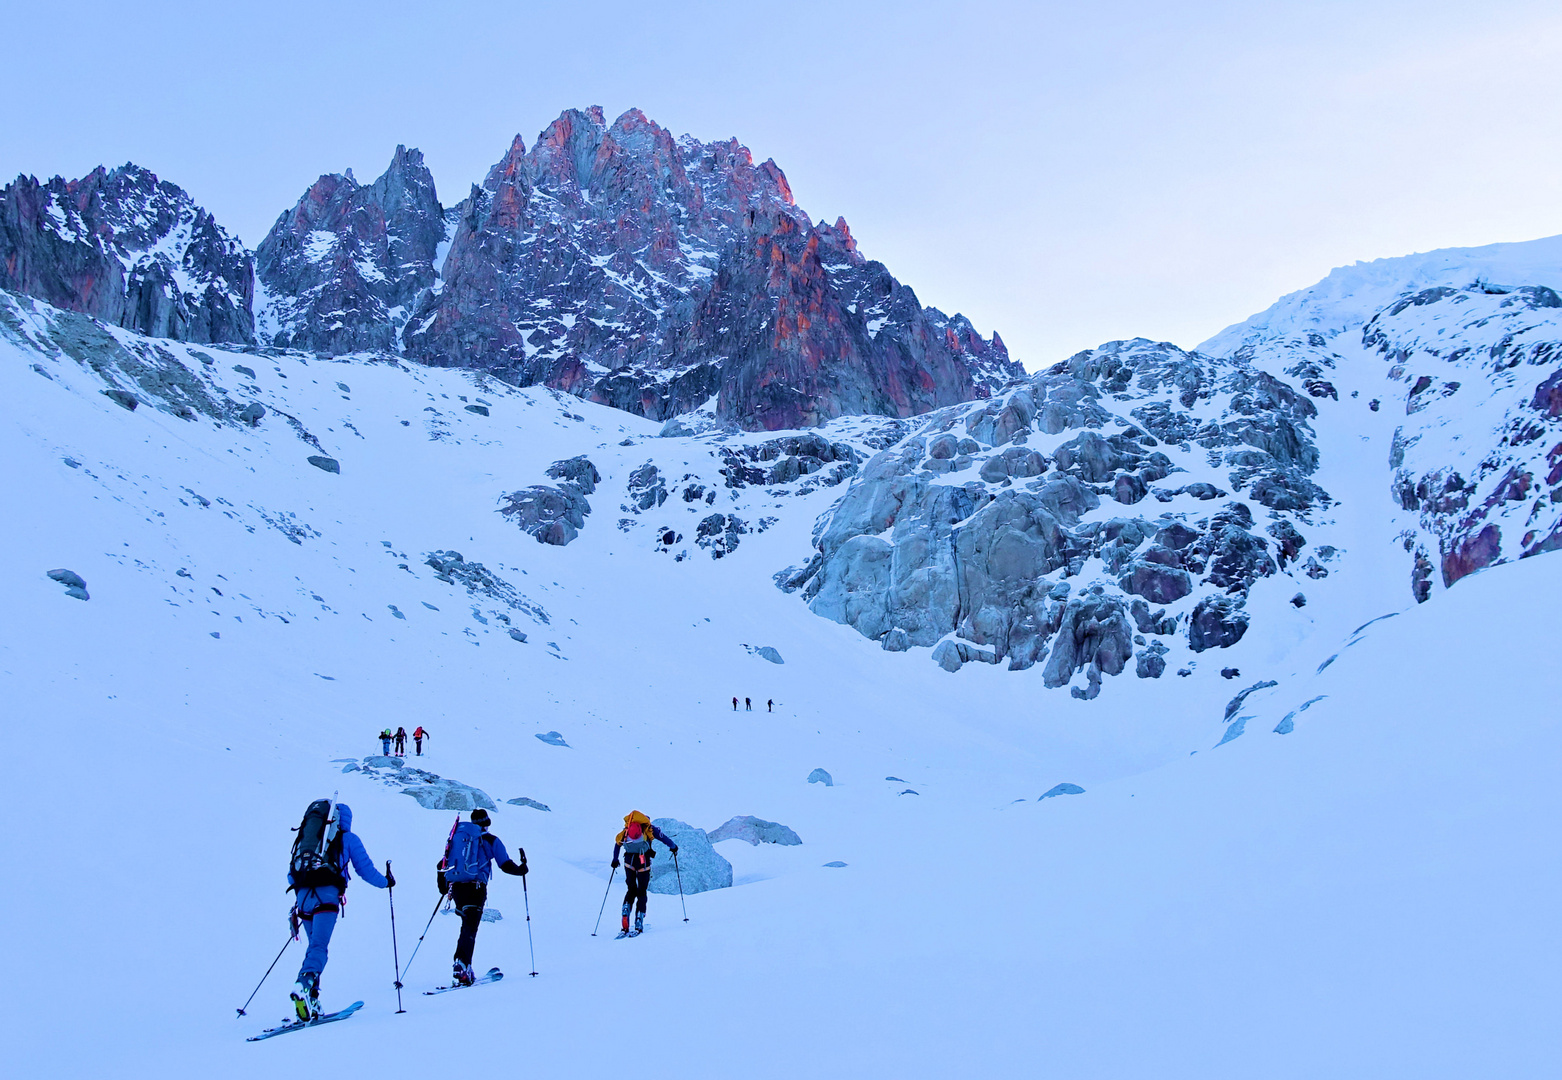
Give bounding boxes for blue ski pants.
[297,909,338,978]
[380,737,391,754]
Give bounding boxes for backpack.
[620,818,655,871]
[443,821,490,884]
[289,799,345,892]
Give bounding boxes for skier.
[439,808,527,985]
[609,811,678,937]
[732,696,738,711]
[393,726,408,755]
[413,725,429,756]
[286,802,393,1020]
[745,697,752,711]
[379,728,392,755]
[767,699,773,713]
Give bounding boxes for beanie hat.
[471,808,491,827]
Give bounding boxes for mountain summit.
[1,108,1017,432]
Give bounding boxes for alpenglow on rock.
[0,164,254,344]
[400,107,1021,429]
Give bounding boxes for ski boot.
[452,960,475,987]
[290,972,320,1021]
[632,911,645,936]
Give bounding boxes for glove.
[671,848,680,856]
[610,860,619,869]
[518,860,529,877]
[385,864,396,889]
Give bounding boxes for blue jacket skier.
[439,808,526,985]
[287,802,392,1019]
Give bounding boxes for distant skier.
[732,696,738,711]
[379,728,393,755]
[767,699,773,713]
[439,808,527,986]
[413,725,429,756]
[745,697,752,711]
[393,726,407,755]
[286,800,393,1021]
[610,811,678,937]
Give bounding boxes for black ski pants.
[451,881,487,966]
[621,868,650,915]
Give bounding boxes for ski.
[247,1001,364,1041]
[423,967,503,994]
[616,928,642,939]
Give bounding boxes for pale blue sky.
[6,1,1561,367]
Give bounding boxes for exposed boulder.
[807,768,834,786]
[708,815,802,846]
[1189,596,1249,652]
[546,455,600,494]
[647,818,731,895]
[500,485,590,546]
[46,568,89,600]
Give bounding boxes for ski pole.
[673,851,689,922]
[387,862,405,1014]
[591,866,616,936]
[522,873,538,976]
[398,891,448,984]
[235,930,294,1017]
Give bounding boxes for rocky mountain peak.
[402,105,1017,429]
[255,144,444,355]
[0,163,253,344]
[4,108,1019,431]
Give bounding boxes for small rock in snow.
[807,768,834,786]
[535,731,569,747]
[307,455,340,474]
[506,797,552,811]
[823,861,848,868]
[1039,783,1085,799]
[46,568,89,600]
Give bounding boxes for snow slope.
[2,270,1558,1077]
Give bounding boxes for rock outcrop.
[784,339,1329,695]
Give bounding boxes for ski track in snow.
[3,244,1561,1076]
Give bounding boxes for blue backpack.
[443,821,491,884]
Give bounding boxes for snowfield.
[2,242,1559,1076]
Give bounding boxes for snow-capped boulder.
[648,818,731,895]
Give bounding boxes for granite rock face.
[255,145,444,355]
[0,164,253,344]
[402,107,1020,429]
[5,112,1015,433]
[786,339,1329,695]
